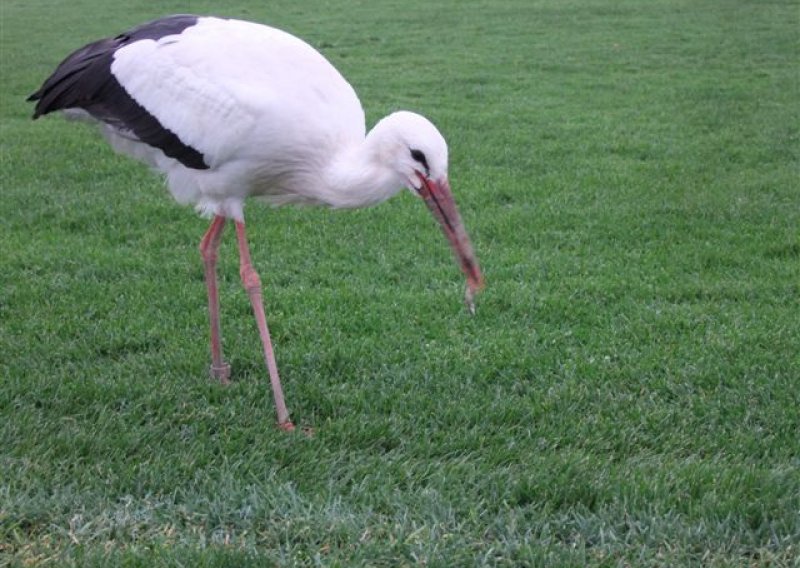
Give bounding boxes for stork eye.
[410,148,430,176]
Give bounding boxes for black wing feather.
[28,15,210,170]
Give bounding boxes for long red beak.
[417,175,484,310]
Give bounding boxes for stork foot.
[209,362,232,384]
[278,420,296,432]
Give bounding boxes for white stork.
[29,14,484,431]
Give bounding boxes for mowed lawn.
[1,0,798,565]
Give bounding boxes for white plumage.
[30,15,483,431]
[109,17,370,217]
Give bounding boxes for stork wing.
[30,15,364,171]
[28,15,209,169]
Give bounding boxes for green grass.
[2,0,799,565]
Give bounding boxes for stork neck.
[322,123,405,208]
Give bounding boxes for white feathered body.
[32,16,452,221]
[100,17,381,218]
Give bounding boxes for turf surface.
[1,0,798,565]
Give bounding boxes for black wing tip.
[27,91,43,119]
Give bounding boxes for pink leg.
[235,220,294,431]
[200,215,231,383]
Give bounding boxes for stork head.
[372,111,484,310]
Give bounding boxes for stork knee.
[200,242,217,264]
[240,264,262,294]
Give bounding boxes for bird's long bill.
[418,176,484,300]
